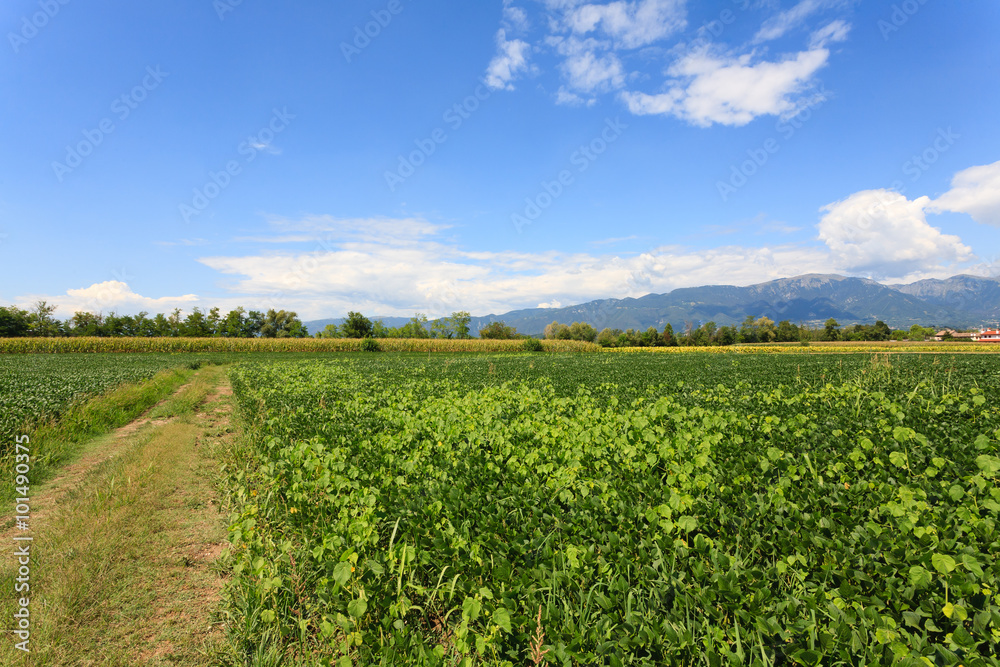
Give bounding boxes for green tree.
[822,318,841,342]
[544,321,570,340]
[29,300,60,337]
[661,323,676,347]
[430,318,454,339]
[715,325,738,346]
[569,322,598,342]
[260,309,308,338]
[596,328,617,347]
[738,316,758,343]
[0,306,31,337]
[182,308,211,337]
[755,316,777,343]
[316,324,340,338]
[400,314,430,338]
[450,311,472,339]
[219,308,247,337]
[341,311,374,339]
[873,320,891,341]
[479,321,517,339]
[776,320,799,342]
[245,310,265,337]
[206,307,222,336]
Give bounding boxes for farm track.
[0,365,235,665]
[0,381,192,545]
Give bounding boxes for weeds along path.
[0,364,234,666]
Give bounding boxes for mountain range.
[305,274,1000,337]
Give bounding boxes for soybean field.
[0,353,203,453]
[222,352,1000,666]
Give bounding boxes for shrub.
[361,337,381,352]
[522,338,544,352]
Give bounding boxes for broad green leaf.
[347,598,368,619]
[332,561,353,586]
[888,451,907,468]
[931,553,956,574]
[677,515,698,532]
[975,454,1000,476]
[908,565,932,588]
[493,608,512,633]
[462,597,482,622]
[962,554,983,578]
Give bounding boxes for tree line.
[0,302,309,338]
[317,312,530,340]
[546,316,939,347]
[0,300,957,343]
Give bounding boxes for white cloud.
[817,189,973,277]
[622,46,830,126]
[503,1,530,31]
[16,281,199,316]
[932,159,1000,226]
[563,0,686,49]
[809,20,851,48]
[755,0,847,43]
[485,0,851,127]
[552,36,626,93]
[485,29,532,90]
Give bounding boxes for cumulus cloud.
[16,281,199,316]
[198,228,833,319]
[485,29,532,90]
[932,159,1000,226]
[622,46,830,126]
[817,189,973,277]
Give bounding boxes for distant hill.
[305,273,1000,337]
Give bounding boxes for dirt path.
[0,382,191,546]
[0,365,237,665]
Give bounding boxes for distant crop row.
[224,355,1000,665]
[4,336,999,355]
[0,337,599,354]
[604,342,1000,355]
[0,354,197,456]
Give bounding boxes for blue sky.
[2,0,999,321]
